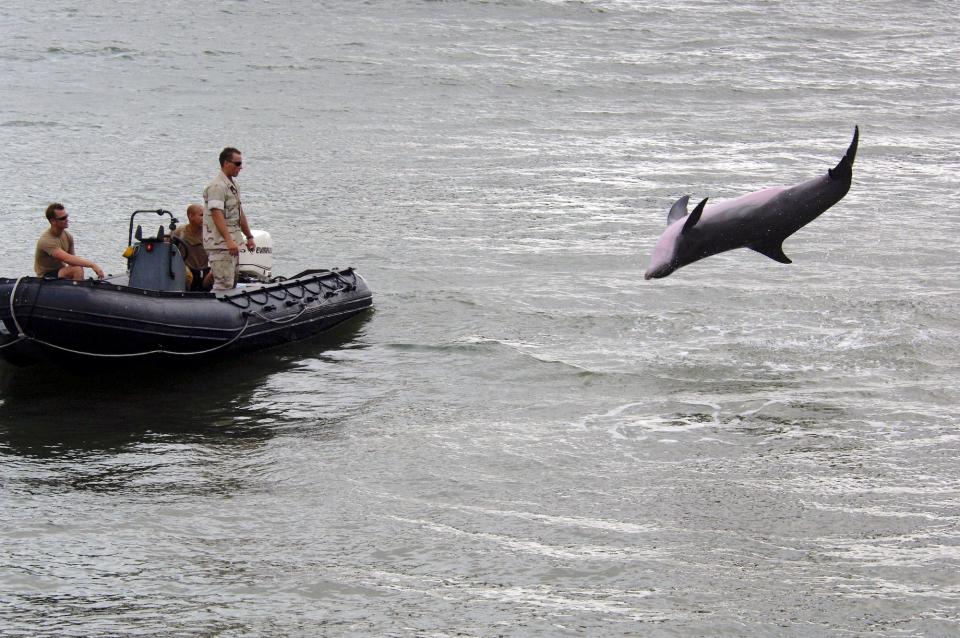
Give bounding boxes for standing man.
[203,147,255,290]
[34,203,105,280]
[173,203,213,291]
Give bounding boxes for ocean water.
[1,0,959,635]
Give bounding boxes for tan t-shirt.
[202,171,243,251]
[172,224,209,270]
[34,228,74,276]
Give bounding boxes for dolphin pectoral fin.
[667,195,690,225]
[750,242,793,264]
[681,198,708,234]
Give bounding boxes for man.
[34,203,105,280]
[173,203,213,291]
[203,147,255,290]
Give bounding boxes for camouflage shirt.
[202,171,243,250]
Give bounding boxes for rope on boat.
[283,283,305,300]
[303,279,323,296]
[0,276,29,351]
[266,287,288,300]
[7,275,28,337]
[12,315,253,358]
[248,305,311,325]
[330,270,358,290]
[222,292,253,309]
[2,270,358,359]
[220,274,351,309]
[3,275,254,358]
[0,336,26,351]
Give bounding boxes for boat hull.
[0,268,372,367]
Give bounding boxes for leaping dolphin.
[644,126,859,280]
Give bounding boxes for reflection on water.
[0,313,372,461]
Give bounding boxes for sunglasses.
[54,215,69,221]
[228,160,243,167]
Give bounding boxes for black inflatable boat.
[0,209,372,367]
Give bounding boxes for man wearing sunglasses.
[33,203,105,280]
[202,146,256,290]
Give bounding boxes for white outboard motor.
[238,229,273,282]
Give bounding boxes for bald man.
[172,203,213,291]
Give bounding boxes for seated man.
[34,203,105,280]
[173,203,213,291]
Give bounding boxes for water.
[2,0,959,635]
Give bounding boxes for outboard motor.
[125,209,187,292]
[238,230,273,282]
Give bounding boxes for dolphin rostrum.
[644,126,859,280]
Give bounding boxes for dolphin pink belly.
[700,186,787,219]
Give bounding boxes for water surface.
[2,0,959,635]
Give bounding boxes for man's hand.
[245,236,256,251]
[92,265,105,279]
[226,240,240,256]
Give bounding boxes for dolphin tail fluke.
[828,125,859,181]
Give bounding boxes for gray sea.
[2,0,959,635]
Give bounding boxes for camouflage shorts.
[208,251,238,290]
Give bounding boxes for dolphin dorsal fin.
[667,195,690,225]
[749,241,793,264]
[681,198,708,234]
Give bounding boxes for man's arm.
[209,208,239,256]
[49,248,105,279]
[239,211,255,251]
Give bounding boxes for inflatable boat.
[0,209,372,367]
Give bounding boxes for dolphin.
[644,126,859,280]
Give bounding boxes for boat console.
[123,209,274,292]
[125,209,186,292]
